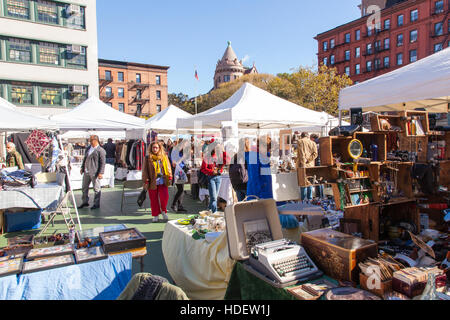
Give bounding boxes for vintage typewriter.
[249,239,322,285]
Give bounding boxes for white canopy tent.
[60,130,126,141]
[146,104,192,134]
[50,97,145,131]
[339,47,450,113]
[177,82,328,130]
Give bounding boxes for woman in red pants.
[142,142,172,223]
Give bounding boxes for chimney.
[360,0,387,16]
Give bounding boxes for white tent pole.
[339,110,342,127]
[57,134,82,231]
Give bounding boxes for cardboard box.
[360,273,392,298]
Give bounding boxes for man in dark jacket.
[103,138,116,165]
[229,153,248,202]
[78,135,106,210]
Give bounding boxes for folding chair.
[121,180,148,214]
[38,191,76,237]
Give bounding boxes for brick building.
[316,0,450,84]
[98,59,169,118]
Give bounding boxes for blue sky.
[97,0,361,97]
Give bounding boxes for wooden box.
[297,166,338,187]
[398,135,428,162]
[319,136,353,166]
[99,228,146,254]
[354,132,387,162]
[401,111,430,136]
[343,203,380,241]
[360,273,392,298]
[370,114,403,132]
[446,132,450,160]
[300,229,378,283]
[439,160,450,187]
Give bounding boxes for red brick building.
[316,0,450,84]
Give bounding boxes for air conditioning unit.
[67,4,81,15]
[67,44,83,54]
[70,85,86,94]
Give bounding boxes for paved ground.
[0,182,208,283]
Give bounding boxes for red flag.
[195,70,199,81]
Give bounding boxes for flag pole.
[194,66,198,115]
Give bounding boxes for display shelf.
[349,189,373,193]
[354,132,388,162]
[401,111,430,136]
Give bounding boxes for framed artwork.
[75,246,107,264]
[99,228,146,253]
[26,244,75,260]
[22,254,75,274]
[0,257,23,277]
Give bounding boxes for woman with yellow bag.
[142,142,173,223]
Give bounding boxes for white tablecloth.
[198,174,234,205]
[69,163,115,190]
[0,184,63,210]
[162,220,235,300]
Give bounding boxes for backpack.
[229,161,248,186]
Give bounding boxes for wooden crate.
[297,166,338,187]
[300,229,378,283]
[354,132,387,162]
[446,132,450,160]
[401,111,430,136]
[344,203,380,241]
[398,135,428,162]
[319,136,353,166]
[439,160,450,187]
[378,200,420,241]
[360,273,392,298]
[370,114,403,132]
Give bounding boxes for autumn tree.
[168,92,196,114]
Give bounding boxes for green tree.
[168,92,195,114]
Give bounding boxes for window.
[118,72,124,82]
[224,75,230,82]
[330,55,335,65]
[366,61,372,72]
[435,43,443,52]
[66,46,86,69]
[375,22,382,33]
[36,0,58,24]
[435,22,444,36]
[8,38,32,62]
[118,87,124,98]
[38,42,60,65]
[384,56,390,68]
[66,5,86,29]
[384,38,390,49]
[136,73,141,83]
[374,58,381,70]
[118,103,124,112]
[11,84,32,104]
[345,50,350,61]
[397,14,404,27]
[355,64,361,75]
[105,70,112,81]
[156,75,161,85]
[384,19,391,30]
[367,26,372,36]
[410,29,418,42]
[323,41,328,51]
[136,104,142,115]
[136,89,142,100]
[106,103,112,108]
[397,34,404,46]
[355,47,360,58]
[374,40,381,51]
[157,105,162,112]
[366,43,373,54]
[345,66,350,76]
[397,53,403,65]
[156,90,161,100]
[105,87,112,97]
[355,30,361,41]
[6,0,30,19]
[345,33,351,43]
[323,57,328,66]
[330,39,335,48]
[435,0,444,14]
[410,49,417,63]
[411,9,418,22]
[40,86,62,106]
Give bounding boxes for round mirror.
[348,139,363,160]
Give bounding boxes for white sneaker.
[152,216,159,223]
[162,213,169,221]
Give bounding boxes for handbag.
[137,189,147,207]
[174,164,188,184]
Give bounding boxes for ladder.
[37,191,76,237]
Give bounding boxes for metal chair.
[121,180,147,214]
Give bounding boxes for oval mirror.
[348,139,363,160]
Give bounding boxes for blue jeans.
[235,189,247,202]
[301,186,313,201]
[106,158,115,165]
[208,175,222,213]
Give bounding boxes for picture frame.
[75,246,108,264]
[0,256,23,277]
[22,254,75,274]
[26,243,75,260]
[99,228,146,254]
[287,279,337,300]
